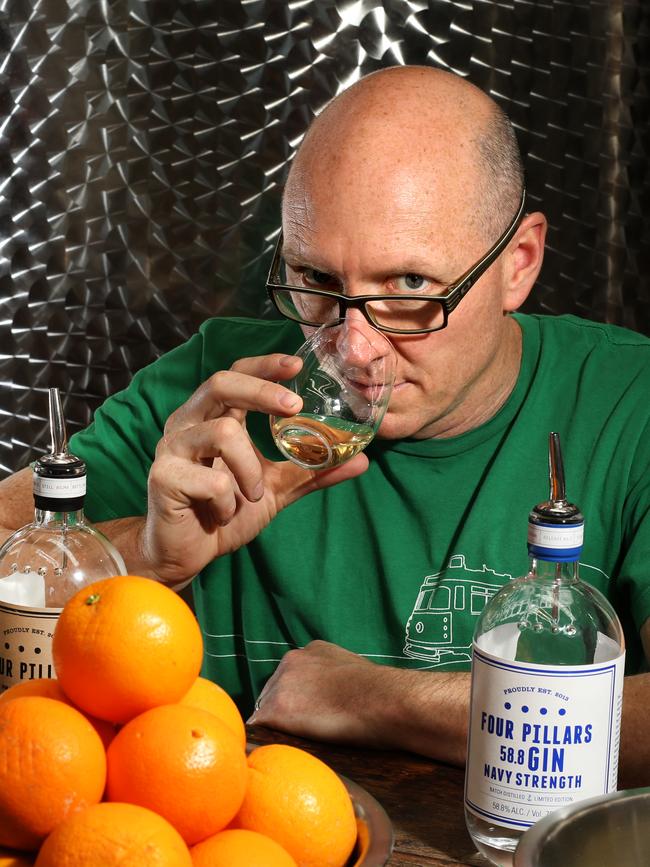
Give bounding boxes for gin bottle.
[464,433,625,866]
[0,389,125,691]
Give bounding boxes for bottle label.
[527,522,584,549]
[0,601,62,692]
[527,521,583,561]
[33,474,86,498]
[464,643,625,831]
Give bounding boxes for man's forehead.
[284,131,478,230]
[280,214,468,280]
[282,168,472,258]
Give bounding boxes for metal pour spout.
[531,432,582,523]
[549,431,566,506]
[48,388,68,458]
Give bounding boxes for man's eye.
[303,268,335,288]
[393,274,432,292]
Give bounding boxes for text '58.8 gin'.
[464,432,625,866]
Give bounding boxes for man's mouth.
[346,378,407,402]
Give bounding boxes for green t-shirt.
[70,314,650,716]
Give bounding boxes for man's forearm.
[374,668,471,766]
[378,668,648,786]
[0,469,151,566]
[0,508,164,584]
[0,466,198,590]
[98,517,198,593]
[0,466,169,583]
[95,516,160,580]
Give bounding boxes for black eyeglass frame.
[266,187,527,335]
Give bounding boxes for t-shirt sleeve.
[69,331,205,522]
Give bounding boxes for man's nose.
[336,310,387,366]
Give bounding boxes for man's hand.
[247,640,470,766]
[140,353,368,584]
[248,641,385,745]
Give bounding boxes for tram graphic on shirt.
[403,554,512,666]
[402,554,611,667]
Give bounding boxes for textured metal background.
[0,0,648,475]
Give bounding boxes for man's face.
[282,158,518,441]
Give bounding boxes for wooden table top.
[247,725,491,867]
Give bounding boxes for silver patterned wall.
[0,0,648,475]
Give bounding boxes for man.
[1,66,649,783]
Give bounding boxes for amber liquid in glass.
[271,413,374,469]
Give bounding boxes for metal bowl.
[343,775,394,866]
[514,788,650,867]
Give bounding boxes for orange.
[34,802,192,867]
[0,696,106,851]
[190,829,297,867]
[52,575,203,724]
[0,678,117,749]
[233,744,357,867]
[106,703,248,845]
[0,678,66,703]
[179,676,246,748]
[0,847,34,866]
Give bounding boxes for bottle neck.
[529,555,579,581]
[34,508,85,527]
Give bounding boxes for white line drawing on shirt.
[200,558,611,667]
[403,554,610,667]
[403,554,511,665]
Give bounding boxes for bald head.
[285,66,524,243]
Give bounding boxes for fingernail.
[279,354,298,367]
[280,392,300,409]
[252,481,264,501]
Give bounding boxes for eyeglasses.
[266,187,526,335]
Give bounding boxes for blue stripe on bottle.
[528,543,582,562]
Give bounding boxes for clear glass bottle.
[0,388,125,691]
[464,433,625,867]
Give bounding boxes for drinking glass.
[270,322,396,470]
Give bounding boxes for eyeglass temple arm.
[452,187,527,301]
[266,230,285,285]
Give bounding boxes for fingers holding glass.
[163,357,303,434]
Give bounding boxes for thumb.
[269,453,369,510]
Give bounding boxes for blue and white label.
[464,642,625,831]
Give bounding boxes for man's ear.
[502,212,547,312]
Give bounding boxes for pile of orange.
[0,575,358,867]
